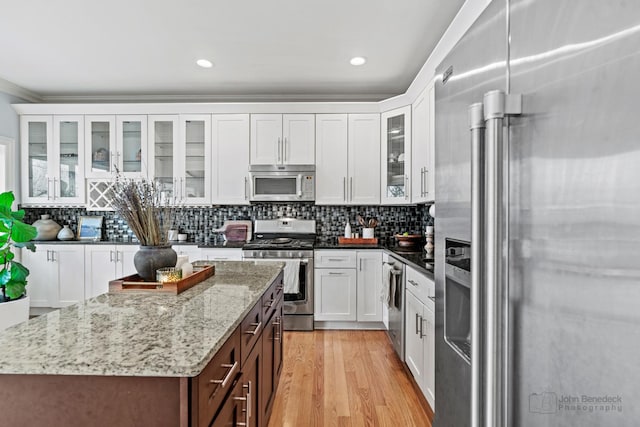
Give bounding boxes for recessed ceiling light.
[196,59,213,68]
[350,56,367,66]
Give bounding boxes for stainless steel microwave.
[249,165,315,202]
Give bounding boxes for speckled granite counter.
[0,261,283,377]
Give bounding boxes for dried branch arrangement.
[108,175,173,246]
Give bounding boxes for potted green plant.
[109,175,176,281]
[0,191,37,331]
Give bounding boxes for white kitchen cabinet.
[148,115,180,203]
[21,116,85,205]
[85,115,146,178]
[314,250,383,325]
[411,82,435,203]
[381,106,412,204]
[212,114,250,204]
[201,248,242,261]
[172,244,201,261]
[314,268,357,321]
[250,114,314,165]
[315,114,380,205]
[405,265,436,409]
[22,244,85,308]
[356,251,383,322]
[84,244,137,298]
[315,114,348,205]
[178,115,212,205]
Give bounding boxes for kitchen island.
[0,260,285,427]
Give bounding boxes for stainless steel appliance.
[383,253,405,360]
[248,165,315,202]
[242,219,315,330]
[435,1,640,426]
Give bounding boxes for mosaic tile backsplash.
[23,203,434,245]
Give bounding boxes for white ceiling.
[0,0,465,102]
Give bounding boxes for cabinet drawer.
[314,250,356,268]
[262,272,284,322]
[201,248,243,261]
[241,300,263,364]
[406,265,435,308]
[194,326,241,427]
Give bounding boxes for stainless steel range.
[242,219,315,331]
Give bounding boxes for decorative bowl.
[394,234,422,247]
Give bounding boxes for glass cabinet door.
[149,116,178,204]
[54,116,84,203]
[180,115,211,204]
[23,116,52,201]
[117,116,146,176]
[86,115,115,176]
[381,106,412,204]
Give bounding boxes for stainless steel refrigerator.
[434,0,640,426]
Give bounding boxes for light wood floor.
[268,330,432,427]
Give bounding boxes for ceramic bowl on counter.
[394,234,422,248]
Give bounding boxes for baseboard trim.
[313,321,385,330]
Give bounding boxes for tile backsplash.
[23,203,433,245]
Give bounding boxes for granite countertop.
[28,240,245,248]
[0,261,284,378]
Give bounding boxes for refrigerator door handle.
[469,101,486,427]
[480,90,522,427]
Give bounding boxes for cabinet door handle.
[244,176,248,200]
[420,317,427,338]
[52,177,58,200]
[46,250,50,262]
[424,168,429,196]
[283,137,287,163]
[209,361,239,397]
[244,321,262,336]
[277,137,281,163]
[264,299,275,309]
[276,285,284,293]
[273,316,282,342]
[343,177,347,202]
[405,175,409,199]
[46,178,51,201]
[408,279,419,287]
[415,313,420,335]
[116,251,121,263]
[235,380,251,427]
[51,251,56,262]
[428,295,436,302]
[359,259,363,271]
[350,177,353,202]
[109,250,114,262]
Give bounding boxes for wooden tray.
[109,265,215,295]
[338,237,379,245]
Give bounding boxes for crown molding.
[39,92,396,104]
[0,77,42,103]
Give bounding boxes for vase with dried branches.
[109,175,177,281]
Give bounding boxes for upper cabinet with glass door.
[21,115,85,205]
[177,115,211,205]
[85,115,147,178]
[148,115,179,205]
[381,106,412,204]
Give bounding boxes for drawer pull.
[276,285,284,292]
[244,321,262,335]
[408,279,419,287]
[235,380,252,427]
[428,296,436,302]
[208,360,239,399]
[328,272,344,275]
[327,258,345,262]
[264,299,275,309]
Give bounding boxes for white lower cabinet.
[356,251,383,322]
[22,244,85,308]
[405,266,435,409]
[201,248,242,261]
[84,244,137,299]
[314,267,357,321]
[172,244,202,261]
[314,250,382,325]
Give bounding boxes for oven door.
[246,257,313,316]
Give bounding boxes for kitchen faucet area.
[0,0,638,426]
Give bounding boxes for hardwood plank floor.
[268,330,432,427]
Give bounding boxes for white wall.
[0,92,28,196]
[379,0,493,112]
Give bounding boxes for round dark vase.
[133,245,177,281]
